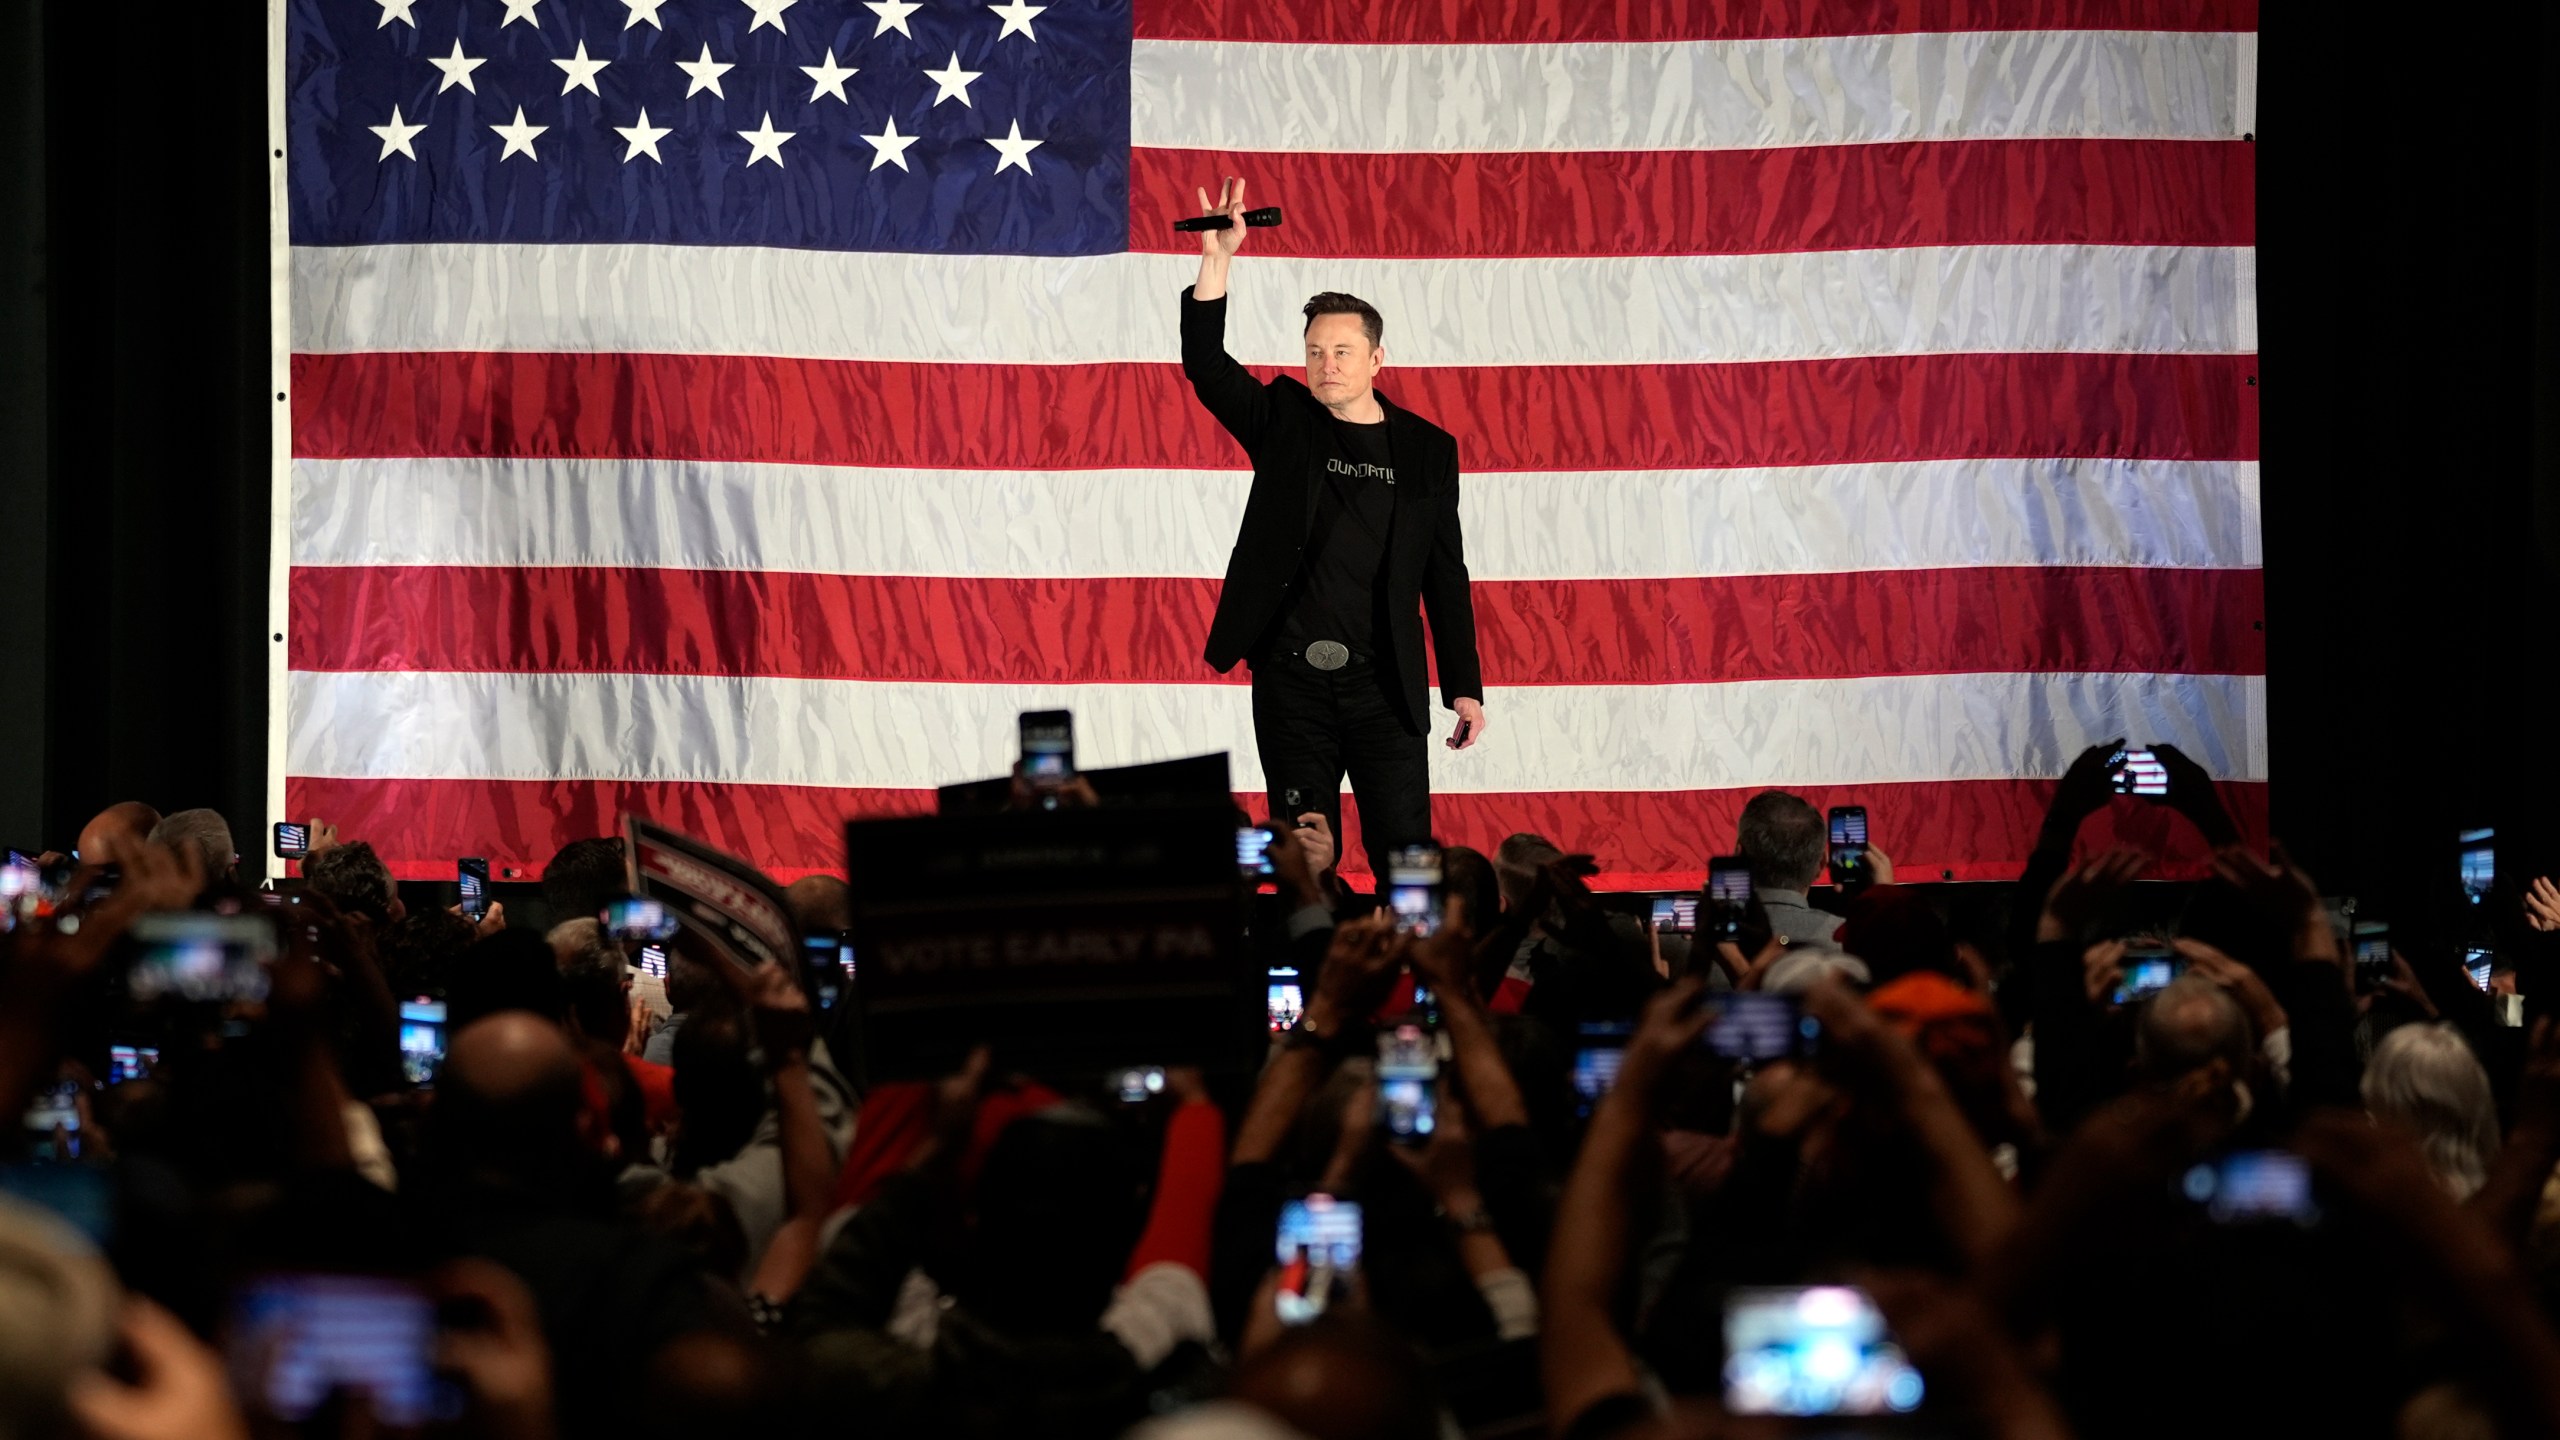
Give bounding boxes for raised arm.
[744,963,838,1309]
[1541,976,1712,1437]
[1180,176,1272,447]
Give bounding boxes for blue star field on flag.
[286,0,1133,254]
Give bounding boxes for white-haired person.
[2363,1022,2502,1200]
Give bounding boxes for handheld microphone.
[1173,206,1283,233]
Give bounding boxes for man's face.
[1304,314,1382,408]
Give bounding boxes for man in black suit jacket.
[1179,177,1487,879]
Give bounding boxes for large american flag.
[277,0,2263,886]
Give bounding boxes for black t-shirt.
[1272,416,1396,659]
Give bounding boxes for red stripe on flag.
[1129,141,2255,258]
[291,352,2258,472]
[1133,0,2257,42]
[287,774,2268,887]
[289,565,2266,685]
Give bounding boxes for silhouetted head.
[542,837,628,925]
[1839,886,1961,987]
[146,808,235,882]
[669,1007,764,1178]
[448,929,570,1031]
[785,874,851,935]
[307,840,402,924]
[1736,791,1824,892]
[429,1012,597,1196]
[1230,1314,1439,1440]
[955,1106,1145,1334]
[74,801,162,867]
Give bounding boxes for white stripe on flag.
[285,670,2270,794]
[289,243,2254,367]
[291,457,2265,579]
[1129,31,2250,154]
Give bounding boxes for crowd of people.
[6,739,2560,1440]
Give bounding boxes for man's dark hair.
[543,837,628,922]
[1439,845,1500,941]
[379,908,477,1000]
[305,840,397,923]
[1736,790,1826,891]
[554,920,632,1048]
[1493,832,1563,910]
[1303,291,1384,349]
[448,930,570,1031]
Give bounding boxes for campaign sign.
[623,818,798,974]
[846,802,1257,1082]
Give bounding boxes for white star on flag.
[429,40,488,94]
[742,0,797,33]
[553,40,610,96]
[677,44,734,99]
[864,0,921,37]
[374,0,418,28]
[615,107,672,163]
[861,114,919,171]
[800,49,857,104]
[737,112,796,168]
[491,106,548,161]
[499,0,543,29]
[924,51,982,107]
[987,0,1045,41]
[986,118,1042,175]
[369,105,426,160]
[622,0,669,27]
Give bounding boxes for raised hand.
[1295,811,1338,877]
[2038,847,2147,942]
[2361,948,2439,1021]
[1193,175,1250,259]
[1611,974,1714,1106]
[2051,738,2128,827]
[2148,743,2237,842]
[435,1260,556,1440]
[732,959,815,1064]
[2174,936,2288,1035]
[1306,912,1403,1033]
[68,1300,248,1440]
[2526,876,2560,933]
[449,899,507,938]
[2209,841,2330,957]
[2082,939,2128,1008]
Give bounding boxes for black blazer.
[1180,287,1485,736]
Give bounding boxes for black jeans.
[1250,652,1432,880]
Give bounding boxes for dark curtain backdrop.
[1,10,2556,937]
[2257,9,2560,947]
[0,5,271,858]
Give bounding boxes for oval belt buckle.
[1304,640,1350,671]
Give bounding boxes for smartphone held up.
[1274,1194,1362,1325]
[456,857,491,923]
[1386,844,1444,938]
[1705,856,1753,941]
[1825,805,1869,887]
[1019,709,1076,808]
[2111,747,2170,797]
